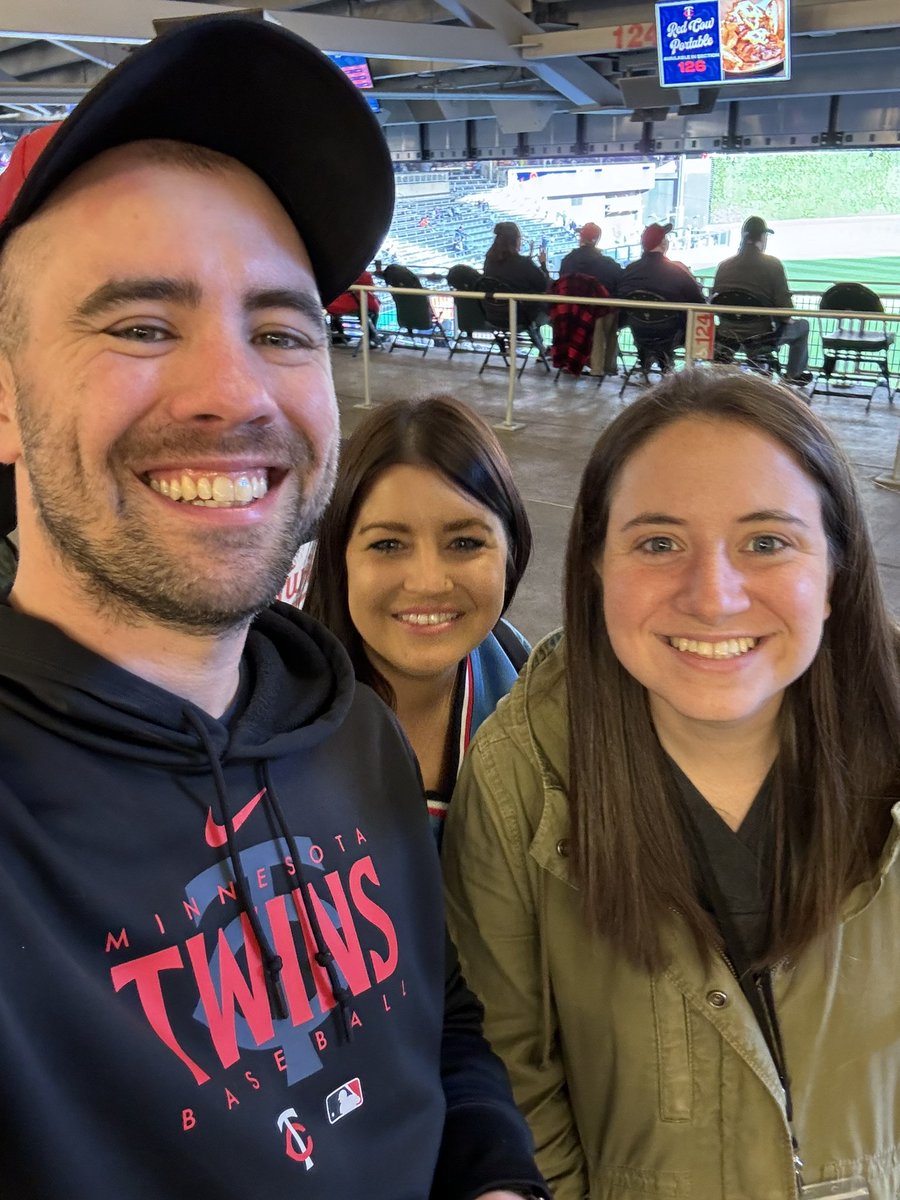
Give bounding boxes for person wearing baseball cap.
[559,221,623,297]
[555,222,624,377]
[0,16,547,1200]
[620,220,706,309]
[617,220,706,373]
[712,214,812,384]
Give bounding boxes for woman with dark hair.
[444,367,900,1199]
[305,394,533,845]
[482,221,551,326]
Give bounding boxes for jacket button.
[706,990,729,1009]
[556,838,570,857]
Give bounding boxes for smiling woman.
[443,367,900,1200]
[305,394,532,844]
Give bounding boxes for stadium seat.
[382,264,447,357]
[710,287,783,377]
[814,282,895,412]
[618,289,684,396]
[475,274,551,378]
[446,264,494,360]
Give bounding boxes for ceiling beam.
[520,0,899,59]
[0,0,231,44]
[433,0,623,106]
[0,1,528,65]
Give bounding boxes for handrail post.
[874,432,900,492]
[495,295,525,432]
[684,307,697,365]
[353,286,375,411]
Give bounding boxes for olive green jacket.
[443,632,900,1200]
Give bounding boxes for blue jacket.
[428,619,530,845]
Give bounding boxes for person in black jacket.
[559,221,623,296]
[0,17,547,1200]
[483,221,550,325]
[620,221,706,307]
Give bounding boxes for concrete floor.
[331,344,900,645]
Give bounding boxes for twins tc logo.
[277,1108,314,1170]
[684,5,694,15]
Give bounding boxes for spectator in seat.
[559,221,623,296]
[712,216,812,384]
[325,269,381,345]
[483,221,550,327]
[559,222,623,376]
[620,221,706,308]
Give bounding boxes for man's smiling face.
[0,141,339,633]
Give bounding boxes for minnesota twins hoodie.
[0,600,545,1200]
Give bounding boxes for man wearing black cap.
[712,215,812,384]
[0,17,546,1200]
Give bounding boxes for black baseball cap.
[741,215,774,240]
[0,15,394,306]
[0,15,395,540]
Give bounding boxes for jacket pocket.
[591,1164,692,1198]
[650,976,693,1122]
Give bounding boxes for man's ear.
[0,354,22,465]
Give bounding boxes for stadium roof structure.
[0,0,898,160]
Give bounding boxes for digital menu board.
[655,0,790,87]
[327,53,381,113]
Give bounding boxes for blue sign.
[657,2,722,85]
[656,0,791,88]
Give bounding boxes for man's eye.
[639,535,678,554]
[107,324,170,343]
[747,534,789,554]
[254,328,320,350]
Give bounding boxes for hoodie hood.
[0,600,354,767]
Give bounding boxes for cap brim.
[1,16,394,303]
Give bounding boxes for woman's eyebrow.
[356,521,410,535]
[737,509,809,528]
[619,512,686,531]
[443,517,493,531]
[618,509,810,532]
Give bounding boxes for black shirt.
[669,759,773,961]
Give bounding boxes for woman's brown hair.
[565,366,899,971]
[305,394,532,707]
[484,221,521,268]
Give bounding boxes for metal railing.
[345,282,900,488]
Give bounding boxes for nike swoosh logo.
[204,788,267,848]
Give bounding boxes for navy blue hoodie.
[0,601,545,1199]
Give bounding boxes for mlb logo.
[326,1077,364,1125]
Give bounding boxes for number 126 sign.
[656,0,791,87]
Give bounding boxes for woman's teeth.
[396,612,460,626]
[669,636,758,659]
[147,470,268,507]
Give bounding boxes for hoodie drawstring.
[184,711,353,1040]
[262,762,353,1041]
[185,711,289,1021]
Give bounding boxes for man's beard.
[15,381,337,635]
